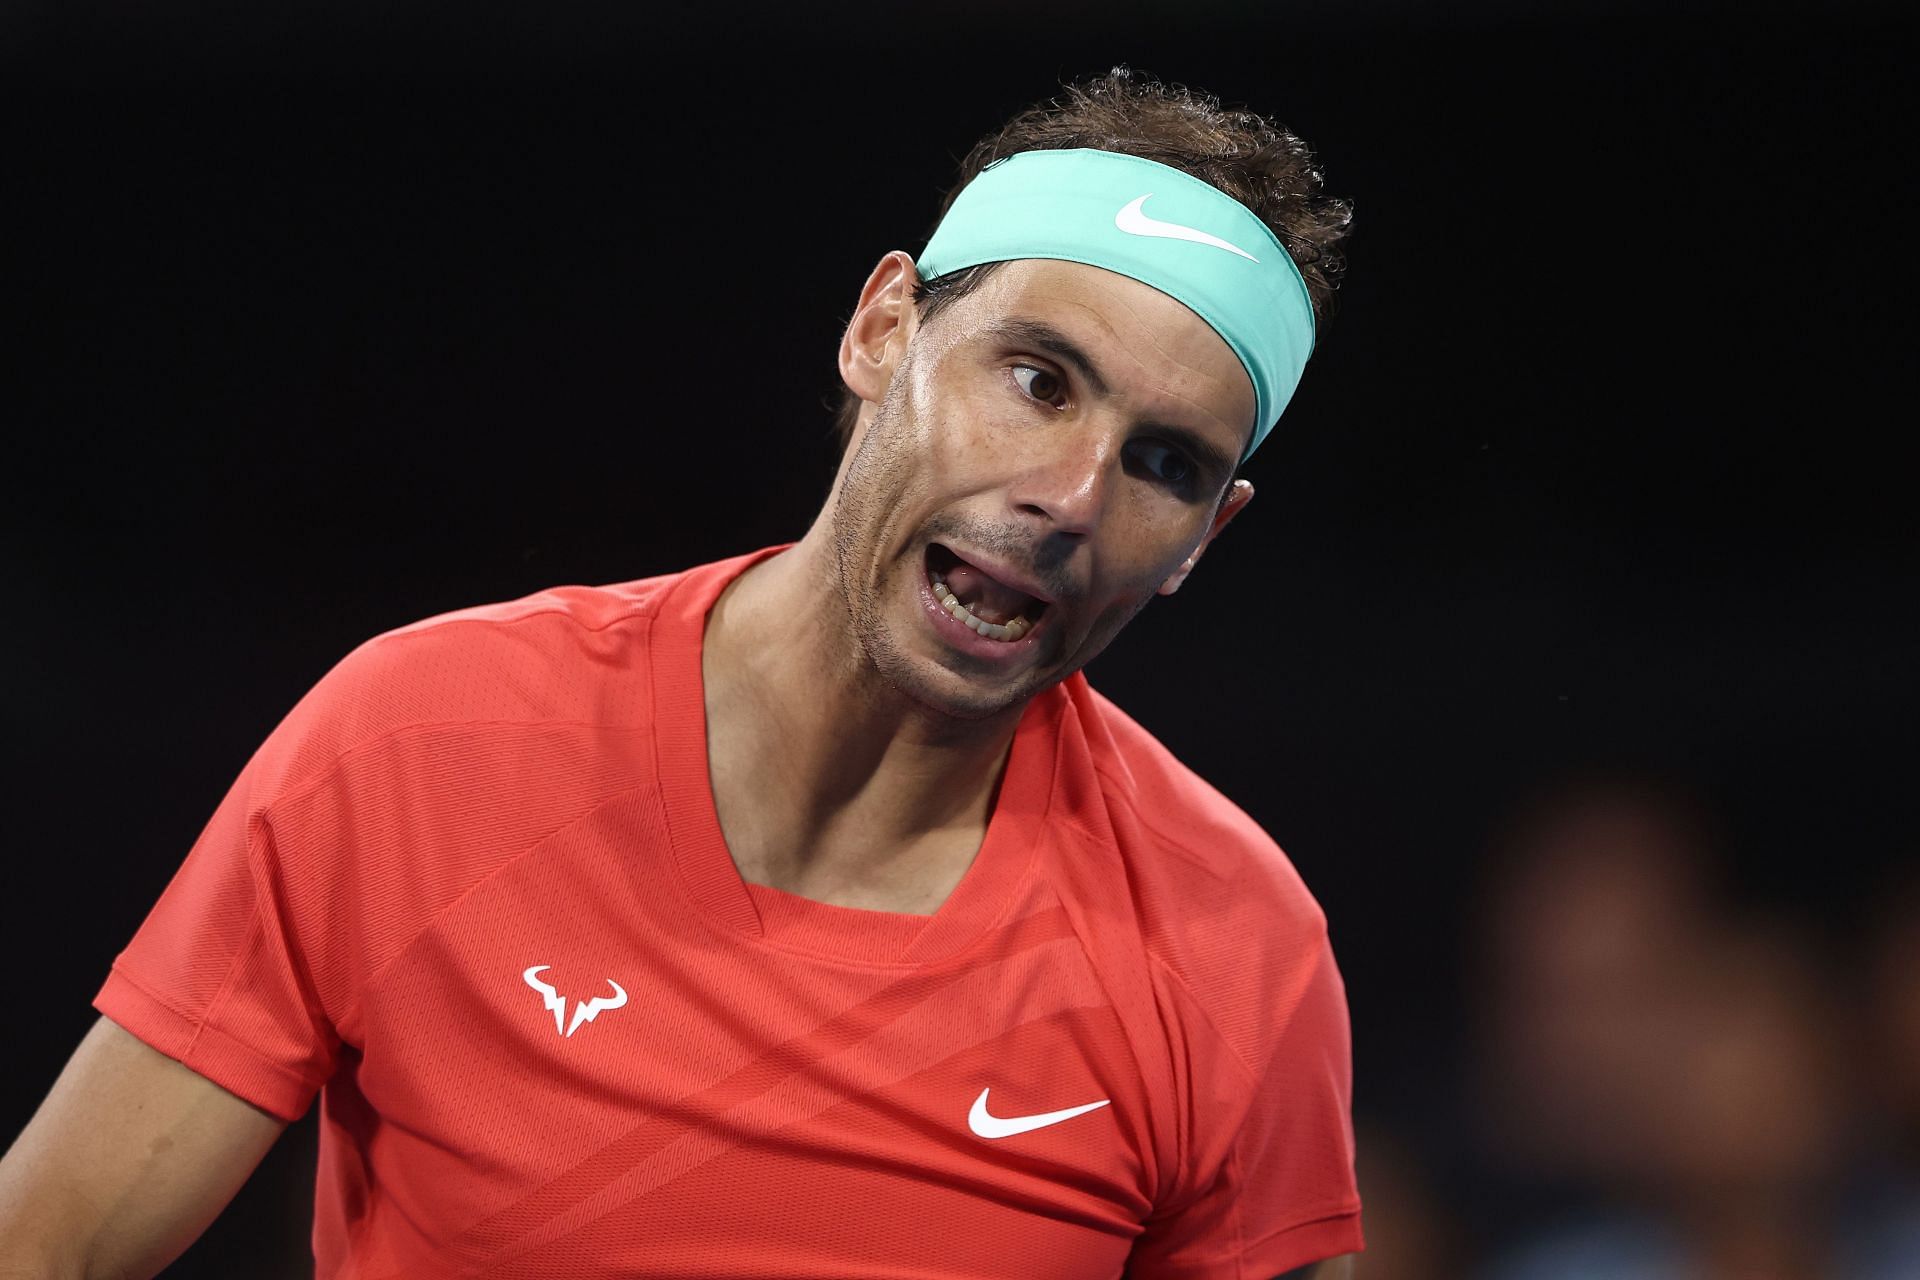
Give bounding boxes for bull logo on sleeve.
[521,964,628,1038]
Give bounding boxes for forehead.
[941,258,1258,445]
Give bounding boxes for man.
[0,70,1360,1278]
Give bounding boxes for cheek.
[1107,496,1209,587]
[1088,543,1179,623]
[914,357,1027,448]
[908,403,1021,502]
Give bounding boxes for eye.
[1128,439,1196,488]
[1010,363,1067,407]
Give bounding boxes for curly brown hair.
[831,66,1354,454]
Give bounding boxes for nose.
[1004,425,1117,539]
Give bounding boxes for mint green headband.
[917,147,1315,460]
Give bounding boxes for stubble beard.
[829,382,1032,726]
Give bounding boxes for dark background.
[6,0,1913,1273]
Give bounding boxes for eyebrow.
[983,317,1241,485]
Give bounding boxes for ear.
[838,250,921,406]
[1157,479,1255,596]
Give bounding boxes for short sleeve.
[90,644,387,1122]
[1127,934,1364,1278]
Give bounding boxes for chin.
[851,616,1041,724]
[880,643,1037,723]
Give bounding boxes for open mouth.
[925,544,1048,643]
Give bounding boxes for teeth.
[929,570,1034,643]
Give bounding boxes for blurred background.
[5,0,1914,1274]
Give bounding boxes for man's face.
[830,258,1257,721]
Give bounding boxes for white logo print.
[967,1087,1111,1139]
[522,964,628,1038]
[1115,194,1260,262]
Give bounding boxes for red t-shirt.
[95,547,1362,1278]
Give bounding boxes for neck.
[699,518,1027,914]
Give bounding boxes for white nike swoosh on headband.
[1114,194,1260,262]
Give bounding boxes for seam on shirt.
[105,963,328,1097]
[236,719,646,1043]
[189,845,274,1064]
[243,819,341,1041]
[261,717,651,822]
[1045,813,1113,852]
[111,595,665,1111]
[337,780,654,1034]
[286,606,666,1035]
[1131,952,1260,1228]
[1237,1205,1366,1263]
[1121,833,1329,1086]
[1087,759,1275,867]
[1146,950,1271,1089]
[1180,912,1332,1084]
[1246,1205,1366,1241]
[255,595,660,807]
[1138,929,1340,1191]
[1028,868,1175,1204]
[672,892,1047,972]
[167,817,335,1091]
[376,590,666,644]
[106,962,200,1023]
[1190,1147,1363,1274]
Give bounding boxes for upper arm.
[1127,933,1363,1278]
[0,1015,287,1280]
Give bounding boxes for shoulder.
[1059,678,1337,1067]
[382,574,681,645]
[1062,678,1326,941]
[228,573,694,1010]
[356,573,680,709]
[242,570,685,809]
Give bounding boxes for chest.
[334,858,1156,1278]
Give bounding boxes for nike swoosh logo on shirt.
[1114,194,1260,262]
[967,1087,1112,1139]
